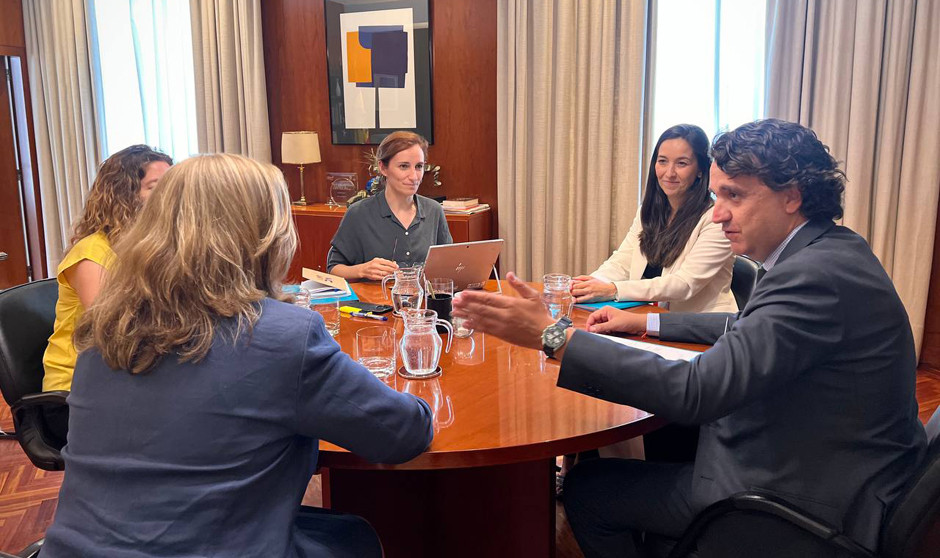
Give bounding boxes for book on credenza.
[301,267,351,297]
[443,203,490,215]
[442,197,479,209]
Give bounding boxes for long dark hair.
[69,145,173,248]
[638,124,712,268]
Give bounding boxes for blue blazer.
[43,299,433,557]
[559,219,927,549]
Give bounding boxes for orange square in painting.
[346,31,372,83]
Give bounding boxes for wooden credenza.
[288,203,493,280]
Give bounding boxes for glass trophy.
[326,172,359,207]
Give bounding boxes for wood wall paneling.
[0,0,25,49]
[919,196,940,367]
[261,0,498,230]
[0,1,46,279]
[0,59,29,287]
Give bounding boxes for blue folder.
[573,300,650,311]
[284,284,360,303]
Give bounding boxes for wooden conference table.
[318,280,707,558]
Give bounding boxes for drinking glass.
[452,315,474,338]
[453,333,485,365]
[426,278,454,332]
[310,293,341,336]
[356,326,397,380]
[284,285,310,309]
[542,273,573,319]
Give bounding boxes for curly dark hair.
[710,119,845,221]
[639,124,713,268]
[70,145,173,248]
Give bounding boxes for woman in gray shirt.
[328,131,452,280]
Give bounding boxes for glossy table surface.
[318,280,707,470]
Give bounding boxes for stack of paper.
[596,334,702,361]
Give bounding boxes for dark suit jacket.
[559,219,927,549]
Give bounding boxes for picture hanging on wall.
[324,0,434,145]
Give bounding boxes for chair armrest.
[10,392,68,472]
[14,538,43,558]
[10,391,68,412]
[668,492,875,558]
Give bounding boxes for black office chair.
[666,405,940,558]
[0,278,68,471]
[730,255,760,309]
[0,540,43,558]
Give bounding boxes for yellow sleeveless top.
[42,232,115,392]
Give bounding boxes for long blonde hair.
[70,145,173,248]
[74,154,298,374]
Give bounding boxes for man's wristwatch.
[542,316,573,359]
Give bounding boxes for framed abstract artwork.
[324,0,434,145]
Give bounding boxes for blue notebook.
[574,300,650,311]
[283,284,360,303]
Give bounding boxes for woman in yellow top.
[43,145,172,393]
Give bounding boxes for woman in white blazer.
[572,124,737,313]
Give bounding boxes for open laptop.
[423,239,504,291]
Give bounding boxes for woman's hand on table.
[571,275,617,303]
[358,258,398,281]
[585,306,648,335]
[451,272,554,351]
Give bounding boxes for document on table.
[596,334,702,361]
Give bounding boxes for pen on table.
[350,311,388,321]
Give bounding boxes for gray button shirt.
[328,190,453,271]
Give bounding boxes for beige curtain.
[497,0,648,281]
[765,0,940,353]
[190,0,271,161]
[22,0,102,271]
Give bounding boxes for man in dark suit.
[451,119,927,557]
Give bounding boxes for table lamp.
[281,131,321,206]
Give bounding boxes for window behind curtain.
[91,0,198,162]
[651,0,766,141]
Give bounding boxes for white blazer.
[590,206,737,313]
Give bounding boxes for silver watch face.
[544,326,566,349]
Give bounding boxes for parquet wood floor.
[0,367,937,557]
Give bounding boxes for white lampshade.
[281,131,321,164]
